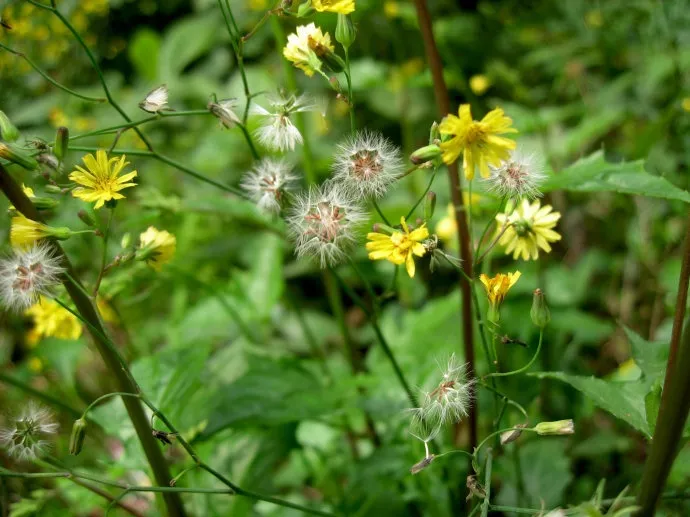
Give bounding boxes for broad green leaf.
[542,151,690,203]
[235,232,285,319]
[129,28,161,82]
[159,13,220,80]
[623,326,668,381]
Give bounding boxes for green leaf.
[159,13,220,80]
[542,151,690,203]
[645,381,662,435]
[623,326,668,381]
[129,28,161,82]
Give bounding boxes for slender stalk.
[480,449,492,517]
[405,169,437,221]
[0,373,82,418]
[344,48,356,134]
[93,207,114,296]
[372,199,391,226]
[0,165,186,517]
[0,42,105,102]
[411,0,476,448]
[485,329,543,379]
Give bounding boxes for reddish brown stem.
[411,0,476,449]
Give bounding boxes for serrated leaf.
[542,151,690,203]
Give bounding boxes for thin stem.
[82,392,142,419]
[474,427,537,462]
[344,48,355,133]
[372,199,391,226]
[93,207,115,296]
[480,449,492,517]
[473,197,507,266]
[0,372,82,419]
[477,382,529,420]
[405,168,437,221]
[0,42,105,102]
[485,329,544,379]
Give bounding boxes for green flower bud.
[54,127,69,161]
[296,1,314,17]
[0,143,38,171]
[534,419,574,436]
[410,144,442,165]
[78,209,97,227]
[530,288,551,328]
[121,232,132,249]
[429,121,440,144]
[424,192,437,221]
[69,418,87,455]
[0,110,20,142]
[335,14,356,49]
[44,185,63,194]
[31,197,60,210]
[46,226,74,241]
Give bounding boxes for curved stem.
[480,449,492,517]
[405,168,437,221]
[473,197,507,266]
[0,372,82,418]
[82,392,142,419]
[485,329,543,379]
[474,427,537,462]
[372,199,391,226]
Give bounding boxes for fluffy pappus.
[240,158,297,213]
[0,242,64,312]
[332,131,404,198]
[484,149,546,200]
[287,182,366,267]
[251,93,314,152]
[0,403,59,461]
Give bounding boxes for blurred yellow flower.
[69,150,138,209]
[249,0,269,10]
[384,1,399,18]
[480,271,521,307]
[9,184,35,212]
[439,105,517,179]
[283,23,333,77]
[585,9,603,28]
[682,98,690,112]
[313,0,355,14]
[495,199,561,260]
[366,217,429,278]
[26,296,82,341]
[138,227,176,271]
[469,74,491,96]
[49,108,70,128]
[28,357,43,372]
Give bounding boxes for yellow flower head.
[283,23,334,77]
[138,226,176,271]
[435,204,457,244]
[10,214,51,249]
[313,0,355,14]
[25,296,82,341]
[69,150,138,209]
[439,105,517,180]
[469,74,491,96]
[366,217,429,278]
[479,271,521,307]
[496,199,561,261]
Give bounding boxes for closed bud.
[78,209,96,227]
[410,144,442,165]
[296,1,314,17]
[530,288,551,328]
[44,185,63,194]
[500,424,527,445]
[31,197,59,210]
[424,192,437,220]
[120,232,132,249]
[54,127,69,161]
[0,143,38,170]
[0,110,20,142]
[48,226,74,241]
[335,14,356,49]
[69,418,87,455]
[429,121,440,144]
[534,419,574,436]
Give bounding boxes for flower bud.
[296,1,314,17]
[429,121,440,144]
[424,192,437,221]
[500,424,527,445]
[410,144,442,165]
[54,127,69,161]
[44,185,63,194]
[121,232,132,249]
[69,418,87,455]
[48,226,75,241]
[78,209,97,227]
[0,110,20,142]
[31,197,59,210]
[530,288,551,328]
[335,14,356,49]
[0,143,38,170]
[534,419,574,436]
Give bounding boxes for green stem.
[485,329,543,379]
[405,168,437,221]
[0,372,82,418]
[344,48,355,133]
[81,392,141,419]
[372,199,391,226]
[93,207,114,296]
[0,42,105,102]
[473,197,507,267]
[474,427,537,463]
[480,449,492,517]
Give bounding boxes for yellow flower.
[28,357,43,372]
[682,97,690,112]
[313,0,355,14]
[479,271,521,324]
[283,23,334,77]
[366,217,429,278]
[469,74,491,96]
[10,214,70,249]
[9,184,35,212]
[138,226,176,271]
[25,296,82,341]
[69,150,138,209]
[439,104,517,180]
[495,199,561,261]
[384,1,399,18]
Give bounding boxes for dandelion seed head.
[240,158,296,213]
[332,131,404,198]
[0,403,58,461]
[208,98,241,129]
[251,93,314,152]
[419,354,474,426]
[485,149,545,200]
[0,242,64,312]
[288,182,366,267]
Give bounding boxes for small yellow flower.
[283,23,334,77]
[496,199,561,261]
[25,296,82,341]
[69,150,138,209]
[28,357,43,372]
[366,217,429,278]
[439,104,518,179]
[313,0,355,14]
[469,74,491,96]
[682,97,690,112]
[479,271,521,323]
[384,1,399,18]
[138,226,176,271]
[10,214,70,249]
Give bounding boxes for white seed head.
[0,403,59,461]
[0,242,64,312]
[240,158,297,213]
[251,92,314,152]
[139,85,169,113]
[287,182,366,267]
[419,354,474,426]
[332,131,404,198]
[484,149,546,200]
[408,405,443,444]
[208,98,241,129]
